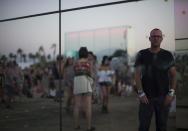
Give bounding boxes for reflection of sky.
[0,0,128,20]
[0,0,58,19]
[174,0,188,38]
[0,15,59,56]
[0,0,176,56]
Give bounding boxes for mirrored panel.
[0,0,179,131]
[0,0,58,20]
[61,0,175,60]
[0,14,60,131]
[61,1,176,130]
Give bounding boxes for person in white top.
[97,56,115,113]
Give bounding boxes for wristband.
[138,92,146,98]
[137,89,145,98]
[168,89,175,96]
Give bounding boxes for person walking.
[134,28,177,131]
[97,56,115,113]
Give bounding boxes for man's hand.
[139,94,149,104]
[164,95,174,106]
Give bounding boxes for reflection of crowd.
[1,47,183,130]
[0,47,135,130]
[0,51,135,108]
[175,53,188,97]
[0,52,185,102]
[0,58,64,108]
[0,61,24,108]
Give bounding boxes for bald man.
[134,28,176,131]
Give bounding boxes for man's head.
[149,28,163,48]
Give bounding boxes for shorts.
[99,82,111,87]
[74,75,92,95]
[75,92,92,96]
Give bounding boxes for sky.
[0,0,186,57]
[175,0,188,38]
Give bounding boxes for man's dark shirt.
[134,48,175,98]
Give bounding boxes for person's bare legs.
[101,86,109,113]
[106,86,111,112]
[101,86,106,106]
[66,87,73,110]
[64,87,69,109]
[104,86,109,112]
[83,95,92,130]
[74,95,81,128]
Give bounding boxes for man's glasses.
[150,35,162,38]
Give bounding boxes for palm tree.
[0,55,7,62]
[35,52,40,63]
[47,54,51,61]
[28,53,33,60]
[38,45,47,63]
[38,45,45,56]
[13,54,17,61]
[9,53,14,61]
[17,48,23,62]
[50,43,56,60]
[28,53,36,63]
[22,54,27,63]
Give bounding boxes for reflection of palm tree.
[17,48,23,62]
[50,43,56,60]
[22,54,27,63]
[47,54,51,61]
[38,46,46,63]
[28,53,33,62]
[0,55,7,62]
[13,54,17,61]
[29,53,36,63]
[35,52,40,62]
[9,53,14,61]
[38,45,45,56]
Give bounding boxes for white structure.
[65,25,133,59]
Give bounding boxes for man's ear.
[149,36,151,42]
